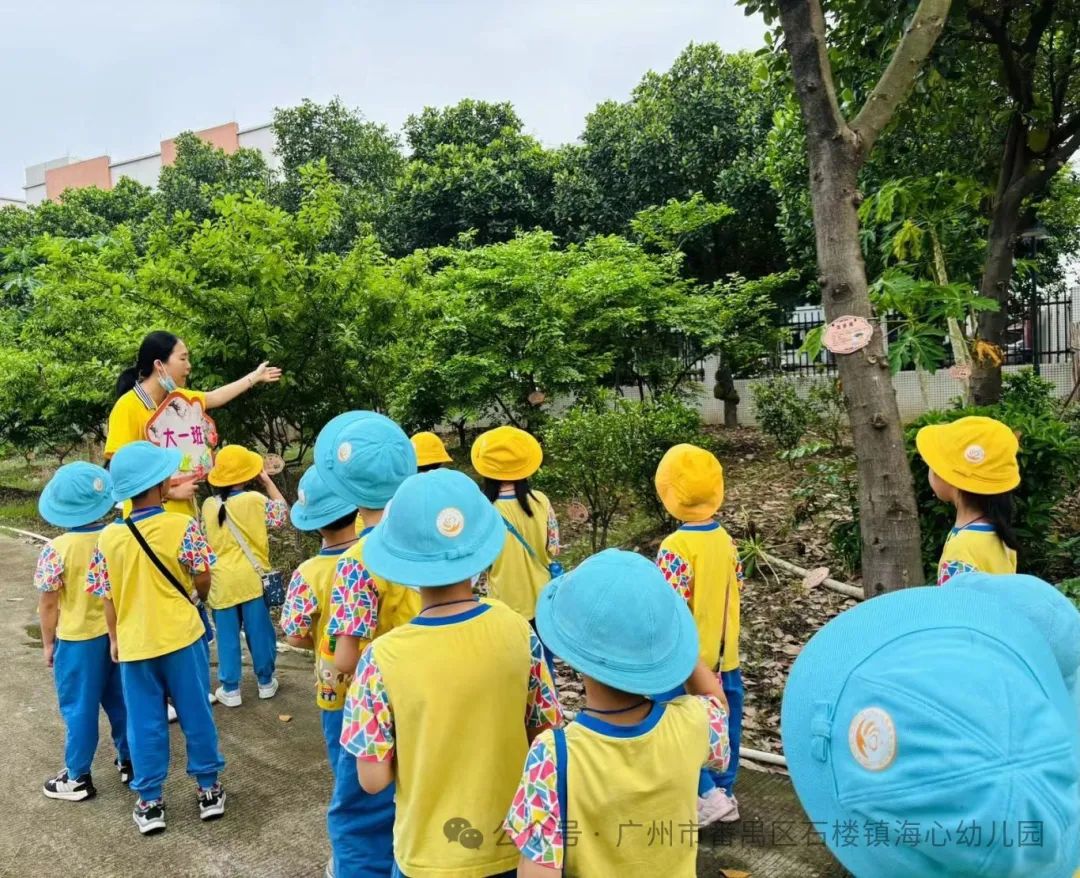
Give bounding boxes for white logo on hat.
[337,442,352,464]
[436,507,465,538]
[92,478,105,493]
[964,444,986,464]
[297,489,307,507]
[848,707,896,772]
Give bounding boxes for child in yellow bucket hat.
[202,445,289,706]
[654,443,744,826]
[472,426,561,623]
[410,431,452,472]
[915,415,1020,585]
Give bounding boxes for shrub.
[751,377,814,450]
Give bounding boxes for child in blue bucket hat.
[281,466,361,774]
[86,441,225,835]
[340,469,562,878]
[782,585,1080,878]
[504,549,731,878]
[36,462,131,803]
[313,412,421,878]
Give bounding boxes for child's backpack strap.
[553,726,569,870]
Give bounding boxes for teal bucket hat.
[782,586,1080,878]
[313,411,416,510]
[362,469,506,587]
[534,549,699,695]
[38,462,115,528]
[290,466,358,532]
[109,441,183,502]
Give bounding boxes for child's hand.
[109,639,119,663]
[166,476,199,502]
[43,642,54,668]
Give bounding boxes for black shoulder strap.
[125,518,196,606]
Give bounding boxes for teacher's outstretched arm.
[204,361,282,409]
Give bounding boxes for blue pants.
[121,639,225,802]
[655,667,743,797]
[213,596,277,690]
[321,708,344,776]
[54,635,128,777]
[328,737,395,878]
[393,869,514,878]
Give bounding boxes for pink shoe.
[718,792,740,823]
[697,788,737,826]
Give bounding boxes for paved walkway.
[0,534,846,877]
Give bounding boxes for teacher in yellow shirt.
[104,330,282,516]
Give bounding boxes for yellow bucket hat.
[916,416,1020,495]
[208,445,265,488]
[411,431,452,468]
[655,443,724,522]
[471,426,543,481]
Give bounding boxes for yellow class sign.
[145,391,219,479]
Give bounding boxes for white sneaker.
[214,686,242,707]
[167,703,178,723]
[258,677,280,700]
[697,787,738,826]
[208,691,218,705]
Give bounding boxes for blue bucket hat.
[313,411,416,510]
[290,466,358,532]
[38,462,115,528]
[782,586,1080,878]
[363,469,506,587]
[109,441,183,502]
[534,549,699,695]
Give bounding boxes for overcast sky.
[1,1,765,197]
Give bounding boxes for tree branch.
[1021,0,1058,56]
[968,7,1029,108]
[849,0,953,159]
[776,0,848,144]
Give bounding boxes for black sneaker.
[132,799,166,835]
[115,757,134,786]
[197,783,226,821]
[42,769,96,802]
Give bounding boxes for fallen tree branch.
[761,551,865,600]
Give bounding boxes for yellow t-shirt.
[657,523,742,672]
[34,527,109,641]
[341,601,563,878]
[201,491,278,610]
[280,549,352,711]
[488,491,559,620]
[505,696,730,876]
[87,508,214,661]
[936,522,1017,585]
[105,386,208,517]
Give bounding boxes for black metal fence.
[775,290,1076,375]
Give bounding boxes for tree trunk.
[778,0,941,593]
[972,199,1022,404]
[713,364,740,428]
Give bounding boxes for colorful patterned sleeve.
[326,555,378,640]
[281,569,318,637]
[698,695,731,772]
[656,547,694,604]
[546,502,560,557]
[178,520,216,574]
[526,630,563,728]
[264,498,289,529]
[86,548,111,599]
[505,731,563,869]
[340,646,395,762]
[33,544,65,593]
[937,559,978,586]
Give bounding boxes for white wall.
[238,124,280,173]
[110,153,162,188]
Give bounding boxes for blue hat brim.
[781,587,1080,878]
[112,448,184,502]
[38,490,116,529]
[313,411,413,508]
[534,570,699,695]
[289,501,357,532]
[362,503,508,588]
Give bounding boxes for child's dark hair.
[115,330,180,399]
[322,509,360,533]
[960,490,1020,551]
[417,462,443,473]
[215,482,256,526]
[483,477,535,517]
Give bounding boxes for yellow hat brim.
[208,447,264,487]
[915,422,1020,494]
[471,429,543,481]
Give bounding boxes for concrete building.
[15,121,278,206]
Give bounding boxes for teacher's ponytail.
[115,330,180,400]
